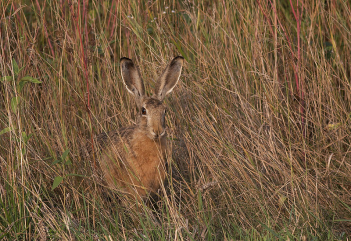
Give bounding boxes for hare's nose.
[153,127,165,137]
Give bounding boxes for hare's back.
[94,126,136,151]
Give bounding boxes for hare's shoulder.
[82,126,136,157]
[95,126,136,149]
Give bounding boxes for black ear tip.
[120,57,132,62]
[120,57,134,68]
[171,56,184,66]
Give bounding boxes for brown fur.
[96,121,167,197]
[87,57,184,200]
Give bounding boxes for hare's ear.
[120,57,145,107]
[154,56,184,101]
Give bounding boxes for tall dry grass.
[1,0,351,239]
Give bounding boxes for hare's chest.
[130,135,167,190]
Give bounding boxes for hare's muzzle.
[151,126,166,138]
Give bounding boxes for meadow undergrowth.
[1,0,351,240]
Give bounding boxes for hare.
[91,56,184,200]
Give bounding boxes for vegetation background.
[1,0,351,240]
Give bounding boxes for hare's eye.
[141,107,147,115]
[164,109,167,114]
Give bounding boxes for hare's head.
[120,56,184,140]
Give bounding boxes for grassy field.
[1,0,351,240]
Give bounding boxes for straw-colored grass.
[1,0,351,239]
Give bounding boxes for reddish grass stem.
[257,0,274,37]
[76,0,95,166]
[259,0,305,136]
[109,0,119,39]
[35,0,54,57]
[289,0,305,136]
